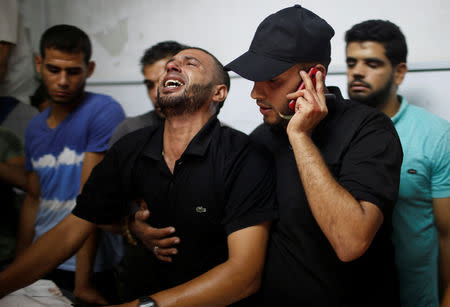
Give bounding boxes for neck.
[379,92,401,118]
[47,92,85,128]
[163,111,213,173]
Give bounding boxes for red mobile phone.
[288,67,320,111]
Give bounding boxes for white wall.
[23,0,450,134]
[87,70,450,135]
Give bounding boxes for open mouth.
[164,79,185,88]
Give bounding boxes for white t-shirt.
[0,0,38,104]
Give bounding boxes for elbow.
[334,237,373,263]
[247,276,262,296]
[237,271,263,300]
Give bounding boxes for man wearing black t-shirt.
[0,47,277,307]
[225,5,402,306]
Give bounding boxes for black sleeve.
[72,137,141,224]
[222,141,278,235]
[339,113,403,215]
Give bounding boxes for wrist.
[122,215,138,246]
[287,130,311,145]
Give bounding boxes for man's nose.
[251,82,265,100]
[351,63,366,79]
[166,60,181,72]
[57,71,69,87]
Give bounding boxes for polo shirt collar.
[391,95,408,124]
[142,115,220,161]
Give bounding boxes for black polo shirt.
[73,116,277,292]
[251,87,402,306]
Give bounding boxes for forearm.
[74,151,104,286]
[15,194,39,257]
[75,229,97,288]
[440,233,450,301]
[442,285,450,307]
[149,258,260,307]
[0,214,95,297]
[434,197,450,301]
[289,132,382,261]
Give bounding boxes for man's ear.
[211,84,228,104]
[35,54,42,75]
[394,62,407,86]
[87,61,95,78]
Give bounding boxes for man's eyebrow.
[45,63,60,69]
[45,63,82,70]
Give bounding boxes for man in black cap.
[225,5,402,306]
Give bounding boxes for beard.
[348,74,394,108]
[157,82,214,117]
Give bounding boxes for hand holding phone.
[288,67,320,111]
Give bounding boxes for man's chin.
[51,99,73,105]
[263,115,287,129]
[349,92,371,102]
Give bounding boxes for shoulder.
[336,99,399,140]
[403,103,449,133]
[82,92,124,113]
[250,123,286,154]
[80,92,125,123]
[217,125,274,166]
[25,109,47,134]
[84,92,120,106]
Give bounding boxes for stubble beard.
[158,82,214,117]
[349,74,395,109]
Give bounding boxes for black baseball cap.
[225,5,334,82]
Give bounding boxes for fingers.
[315,70,324,95]
[149,226,176,239]
[153,237,180,263]
[295,70,327,113]
[155,245,178,260]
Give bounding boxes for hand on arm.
[73,152,108,305]
[111,221,271,307]
[433,197,450,305]
[286,70,383,262]
[15,171,40,257]
[129,200,180,263]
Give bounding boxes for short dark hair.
[345,20,407,66]
[140,41,188,73]
[40,24,92,64]
[188,47,230,113]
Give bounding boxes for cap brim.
[225,50,296,82]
